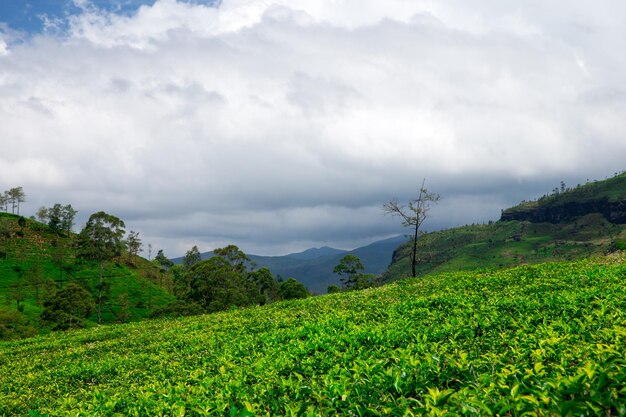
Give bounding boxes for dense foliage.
[41,282,95,330]
[166,246,303,316]
[1,256,625,415]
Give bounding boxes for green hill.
[385,173,626,281]
[1,255,625,415]
[0,212,174,336]
[501,172,626,224]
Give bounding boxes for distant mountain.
[172,236,407,294]
[285,246,347,260]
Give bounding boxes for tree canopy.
[279,278,309,300]
[41,282,95,331]
[75,211,126,324]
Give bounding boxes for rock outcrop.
[500,198,626,224]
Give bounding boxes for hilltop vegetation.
[386,173,626,282]
[1,256,625,415]
[0,212,175,338]
[502,172,626,223]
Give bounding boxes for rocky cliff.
[500,198,626,224]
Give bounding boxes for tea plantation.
[1,256,625,415]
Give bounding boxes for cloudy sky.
[1,0,625,257]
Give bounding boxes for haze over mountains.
[172,235,407,293]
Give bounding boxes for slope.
[386,172,626,281]
[502,171,626,223]
[2,255,625,415]
[0,212,174,334]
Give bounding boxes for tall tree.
[25,263,45,306]
[75,211,126,325]
[333,254,365,289]
[36,206,49,223]
[0,192,7,212]
[60,204,77,235]
[0,218,11,259]
[279,278,309,300]
[249,267,280,304]
[383,179,439,278]
[154,249,173,270]
[183,256,258,313]
[46,204,77,235]
[11,281,26,312]
[183,245,202,269]
[126,231,143,265]
[51,238,71,286]
[115,293,132,324]
[7,187,25,215]
[214,244,254,272]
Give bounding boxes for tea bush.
[1,256,625,415]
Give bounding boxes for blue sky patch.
[0,0,217,34]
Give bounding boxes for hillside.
[0,212,174,335]
[501,172,626,223]
[2,255,625,415]
[386,173,626,281]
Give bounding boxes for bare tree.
[126,230,143,265]
[383,179,439,278]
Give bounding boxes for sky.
[1,1,625,257]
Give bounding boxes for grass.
[1,255,625,415]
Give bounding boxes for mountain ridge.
[172,235,407,293]
[284,246,348,260]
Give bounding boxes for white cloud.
[1,0,625,256]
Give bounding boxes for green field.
[2,255,625,415]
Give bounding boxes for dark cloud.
[1,0,625,257]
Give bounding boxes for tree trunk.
[412,220,419,277]
[411,180,426,278]
[98,261,103,325]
